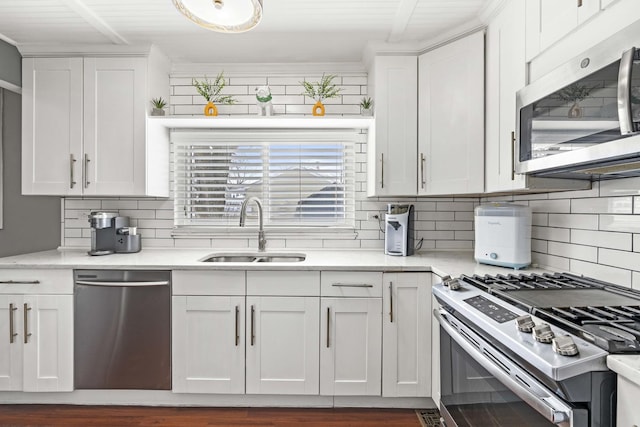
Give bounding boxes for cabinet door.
[617,376,640,427]
[368,56,418,196]
[431,276,443,409]
[246,296,319,395]
[83,57,147,196]
[382,273,431,397]
[22,295,73,392]
[172,296,245,394]
[418,32,484,195]
[320,298,381,396]
[539,0,578,50]
[486,0,528,193]
[0,296,23,391]
[22,57,83,196]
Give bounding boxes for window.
[173,129,357,229]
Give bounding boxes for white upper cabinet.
[418,31,485,195]
[527,0,601,57]
[486,0,527,193]
[22,49,170,197]
[21,58,84,196]
[367,56,418,197]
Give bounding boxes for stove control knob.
[444,277,461,291]
[515,315,535,333]
[552,335,579,356]
[532,323,555,344]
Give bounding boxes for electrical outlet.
[367,212,380,221]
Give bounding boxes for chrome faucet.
[239,196,266,251]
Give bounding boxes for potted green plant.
[360,97,373,116]
[192,72,237,116]
[557,83,593,118]
[150,97,167,116]
[300,73,342,116]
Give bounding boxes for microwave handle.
[618,47,637,135]
[435,309,574,426]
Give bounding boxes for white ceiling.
[0,0,491,63]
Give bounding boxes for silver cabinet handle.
[75,280,169,287]
[9,304,17,344]
[326,307,330,348]
[83,154,91,188]
[250,305,255,346]
[0,280,40,285]
[420,153,426,189]
[331,283,373,288]
[70,154,77,189]
[511,131,516,181]
[618,47,638,135]
[23,304,32,344]
[389,281,394,323]
[235,305,240,346]
[380,153,384,189]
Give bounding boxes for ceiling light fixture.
[173,0,263,33]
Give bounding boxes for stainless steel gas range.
[433,272,640,427]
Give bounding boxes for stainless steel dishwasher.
[74,270,171,390]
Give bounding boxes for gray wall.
[0,75,61,257]
[0,40,21,86]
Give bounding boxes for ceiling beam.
[0,32,17,46]
[60,0,129,45]
[387,0,420,43]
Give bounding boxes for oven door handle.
[75,280,169,287]
[435,309,573,427]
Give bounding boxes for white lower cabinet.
[431,275,443,409]
[320,298,382,396]
[616,375,640,426]
[382,272,431,397]
[172,296,245,394]
[246,296,319,395]
[0,295,73,392]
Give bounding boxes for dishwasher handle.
[75,280,170,287]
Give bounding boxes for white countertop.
[0,248,534,277]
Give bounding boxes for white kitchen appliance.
[474,203,531,269]
[384,204,414,256]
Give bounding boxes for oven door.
[436,309,584,427]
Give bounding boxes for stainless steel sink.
[200,252,306,263]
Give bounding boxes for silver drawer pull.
[76,280,169,287]
[331,283,373,288]
[0,280,40,285]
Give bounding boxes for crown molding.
[477,0,509,24]
[0,80,21,95]
[17,43,154,57]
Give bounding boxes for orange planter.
[204,101,218,116]
[312,101,325,116]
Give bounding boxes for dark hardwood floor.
[0,405,422,426]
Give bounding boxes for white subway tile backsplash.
[600,176,640,197]
[532,253,570,271]
[572,197,633,214]
[529,199,570,213]
[571,229,631,250]
[598,248,640,271]
[532,226,570,242]
[547,241,597,262]
[600,214,640,232]
[548,214,598,230]
[532,213,548,226]
[632,272,640,290]
[531,239,548,253]
[570,259,632,287]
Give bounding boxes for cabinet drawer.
[321,272,382,297]
[172,270,245,295]
[0,269,72,294]
[246,271,320,296]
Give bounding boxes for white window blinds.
[172,129,357,228]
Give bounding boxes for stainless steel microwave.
[516,22,640,180]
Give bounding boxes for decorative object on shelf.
[557,83,593,118]
[255,85,273,116]
[300,74,342,116]
[172,0,263,33]
[360,97,373,116]
[150,97,167,116]
[192,72,237,117]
